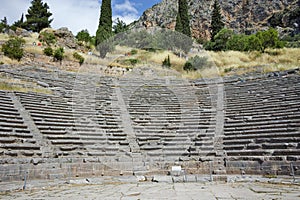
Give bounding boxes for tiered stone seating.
[1,66,125,159]
[0,91,42,157]
[13,75,124,159]
[223,72,300,174]
[0,64,299,180]
[118,77,215,162]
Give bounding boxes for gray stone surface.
[0,178,299,200]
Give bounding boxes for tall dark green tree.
[211,0,224,41]
[96,0,112,57]
[176,0,191,37]
[25,0,53,32]
[175,12,183,33]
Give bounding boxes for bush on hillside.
[1,37,25,61]
[226,34,248,51]
[183,55,210,71]
[205,28,284,52]
[43,47,53,56]
[73,52,84,65]
[204,29,234,51]
[256,28,284,52]
[76,29,91,43]
[130,49,138,55]
[53,47,64,63]
[39,31,56,46]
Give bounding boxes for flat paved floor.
[1,181,300,200]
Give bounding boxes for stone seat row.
[225,98,300,109]
[224,121,298,130]
[225,149,300,157]
[225,93,300,104]
[225,118,297,126]
[226,107,299,117]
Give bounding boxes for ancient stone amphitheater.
[0,64,299,183]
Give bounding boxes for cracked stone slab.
[1,180,299,200]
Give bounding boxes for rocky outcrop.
[133,0,299,40]
[15,28,31,37]
[54,27,77,49]
[39,27,77,49]
[268,1,300,36]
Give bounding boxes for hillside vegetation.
[0,0,299,79]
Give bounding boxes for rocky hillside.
[133,0,299,40]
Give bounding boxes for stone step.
[224,119,297,127]
[51,140,95,145]
[226,150,274,156]
[224,132,299,140]
[224,127,297,135]
[0,144,40,150]
[0,121,28,128]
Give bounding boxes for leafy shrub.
[125,58,138,66]
[130,49,138,55]
[256,28,284,52]
[39,31,56,46]
[53,47,64,62]
[224,67,234,73]
[1,37,25,61]
[115,29,193,54]
[43,47,53,56]
[76,29,91,43]
[205,28,284,52]
[204,28,234,51]
[162,55,171,68]
[245,35,262,51]
[226,34,247,51]
[183,61,193,71]
[183,55,210,71]
[73,52,84,65]
[213,29,235,51]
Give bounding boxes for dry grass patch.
[147,50,186,69]
[23,33,39,44]
[24,45,44,55]
[0,33,10,42]
[0,81,52,94]
[209,48,300,76]
[0,54,20,65]
[182,70,202,79]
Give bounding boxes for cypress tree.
[96,0,112,57]
[175,12,183,33]
[25,0,53,32]
[211,0,224,40]
[177,0,191,37]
